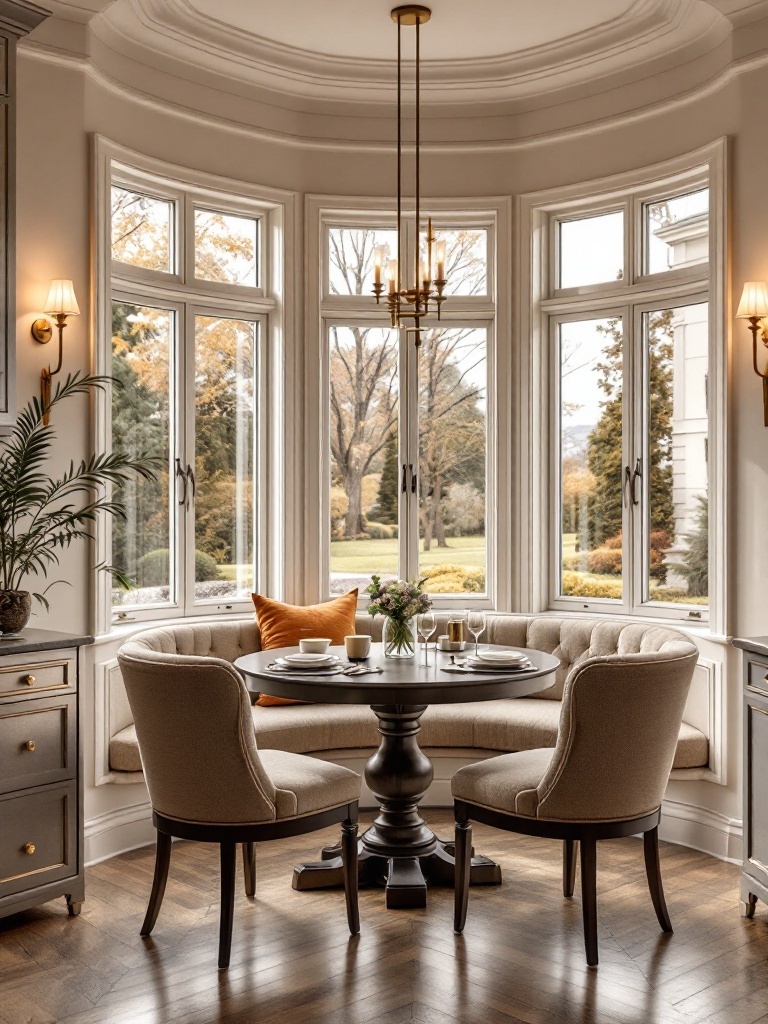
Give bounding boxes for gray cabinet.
[0,630,92,919]
[734,637,768,917]
[0,1,49,426]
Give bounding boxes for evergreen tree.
[586,312,675,548]
[673,494,708,597]
[376,432,399,523]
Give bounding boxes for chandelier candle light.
[372,5,447,341]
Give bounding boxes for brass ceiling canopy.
[390,5,432,26]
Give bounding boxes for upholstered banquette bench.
[108,614,709,799]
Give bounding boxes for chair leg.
[643,826,673,933]
[242,842,256,899]
[140,830,172,937]
[341,806,360,936]
[454,803,472,934]
[579,833,599,967]
[563,839,577,898]
[218,842,237,970]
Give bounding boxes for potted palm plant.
[0,372,158,633]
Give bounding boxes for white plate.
[467,657,532,672]
[282,653,340,667]
[475,649,529,664]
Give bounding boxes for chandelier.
[372,5,447,341]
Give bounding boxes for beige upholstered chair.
[118,627,362,970]
[452,629,698,966]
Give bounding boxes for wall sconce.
[736,281,768,425]
[31,279,80,425]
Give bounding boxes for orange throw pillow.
[251,590,358,707]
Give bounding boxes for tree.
[672,494,708,597]
[418,327,485,550]
[586,311,675,547]
[110,192,260,584]
[330,326,398,536]
[375,432,399,524]
[326,227,488,542]
[561,458,595,535]
[444,482,484,536]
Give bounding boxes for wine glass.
[418,612,436,666]
[467,610,486,657]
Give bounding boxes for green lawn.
[331,534,486,573]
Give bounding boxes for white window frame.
[306,195,512,610]
[517,140,728,636]
[92,137,297,635]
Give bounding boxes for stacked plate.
[466,649,533,672]
[276,653,341,671]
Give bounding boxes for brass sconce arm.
[746,316,768,426]
[31,281,79,426]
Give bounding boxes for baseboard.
[660,797,743,864]
[84,800,155,866]
[83,776,743,868]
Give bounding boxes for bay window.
[96,143,287,628]
[316,204,506,605]
[524,144,726,628]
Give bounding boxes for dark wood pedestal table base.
[235,643,560,910]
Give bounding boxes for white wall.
[12,14,768,863]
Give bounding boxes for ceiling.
[184,0,639,63]
[38,0,768,111]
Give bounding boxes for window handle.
[175,458,187,507]
[186,464,196,502]
[401,464,407,493]
[630,457,642,506]
[623,465,632,508]
[410,464,417,494]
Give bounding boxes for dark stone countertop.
[0,629,94,656]
[733,637,768,658]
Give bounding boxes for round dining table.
[234,642,560,909]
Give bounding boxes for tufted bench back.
[350,613,694,700]
[125,614,693,704]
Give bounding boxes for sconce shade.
[736,281,768,319]
[43,279,79,317]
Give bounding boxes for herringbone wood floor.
[1,813,767,1024]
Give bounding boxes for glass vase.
[383,616,417,659]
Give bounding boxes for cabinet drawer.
[0,695,76,794]
[747,658,768,697]
[0,655,74,698]
[0,783,77,898]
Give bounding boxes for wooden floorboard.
[2,813,768,1024]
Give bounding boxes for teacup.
[345,635,371,660]
[299,637,331,654]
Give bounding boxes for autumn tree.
[418,327,485,550]
[110,190,260,587]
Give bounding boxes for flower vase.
[383,616,417,659]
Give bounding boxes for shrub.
[421,564,486,593]
[561,572,622,599]
[136,548,221,587]
[195,550,222,582]
[365,522,394,539]
[585,547,622,575]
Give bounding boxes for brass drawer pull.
[23,674,35,686]
[24,740,36,751]
[22,843,36,856]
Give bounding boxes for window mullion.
[178,302,194,615]
[626,303,644,616]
